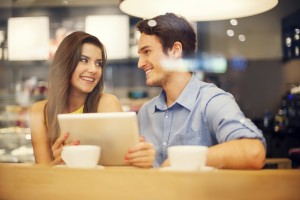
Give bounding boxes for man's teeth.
[81,77,94,82]
[145,69,152,75]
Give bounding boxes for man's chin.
[146,82,159,87]
[146,79,154,87]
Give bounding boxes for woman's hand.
[124,137,155,168]
[51,133,80,165]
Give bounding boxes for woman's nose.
[87,63,97,72]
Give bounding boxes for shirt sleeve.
[204,92,266,148]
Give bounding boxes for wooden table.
[265,158,292,169]
[0,163,299,200]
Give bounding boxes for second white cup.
[168,145,208,171]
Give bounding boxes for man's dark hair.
[136,13,197,58]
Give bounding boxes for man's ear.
[169,41,183,58]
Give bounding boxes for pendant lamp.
[119,0,278,21]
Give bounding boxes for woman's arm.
[30,101,77,165]
[29,100,53,164]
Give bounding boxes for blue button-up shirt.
[138,73,266,167]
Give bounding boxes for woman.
[29,31,155,168]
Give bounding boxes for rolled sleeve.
[205,93,266,148]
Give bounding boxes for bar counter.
[0,163,299,200]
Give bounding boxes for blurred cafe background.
[0,0,300,168]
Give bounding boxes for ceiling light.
[227,30,235,37]
[238,34,246,41]
[230,19,238,26]
[62,1,69,6]
[119,0,278,21]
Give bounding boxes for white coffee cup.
[168,145,208,171]
[61,145,101,168]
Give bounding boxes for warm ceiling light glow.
[230,19,238,26]
[62,0,69,5]
[227,30,235,37]
[119,0,278,21]
[238,34,246,41]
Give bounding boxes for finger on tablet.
[139,136,145,142]
[52,133,69,149]
[72,140,80,145]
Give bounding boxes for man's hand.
[124,137,155,168]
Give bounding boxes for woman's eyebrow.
[81,55,89,59]
[81,55,102,61]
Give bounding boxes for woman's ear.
[170,41,183,58]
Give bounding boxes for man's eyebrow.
[138,45,150,54]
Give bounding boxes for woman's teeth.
[81,77,94,82]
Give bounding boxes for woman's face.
[70,43,103,95]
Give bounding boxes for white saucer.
[54,165,104,169]
[159,166,216,172]
[199,166,216,171]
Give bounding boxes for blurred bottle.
[0,33,8,60]
[287,85,300,132]
[274,110,284,133]
[283,30,293,60]
[0,30,5,60]
[292,27,300,58]
[0,31,3,59]
[274,86,300,134]
[274,96,289,133]
[263,110,273,131]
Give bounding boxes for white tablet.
[57,112,140,166]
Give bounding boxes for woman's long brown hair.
[46,31,107,144]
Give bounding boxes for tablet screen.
[58,112,140,166]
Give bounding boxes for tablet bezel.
[57,112,140,166]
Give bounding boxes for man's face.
[137,33,171,87]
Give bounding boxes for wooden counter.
[0,163,300,200]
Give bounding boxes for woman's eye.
[80,58,88,63]
[96,61,103,67]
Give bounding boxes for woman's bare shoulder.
[100,93,120,101]
[29,100,47,125]
[30,100,47,113]
[98,93,122,112]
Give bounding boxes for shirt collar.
[154,90,167,112]
[176,73,201,111]
[153,72,201,112]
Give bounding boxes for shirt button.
[166,115,169,118]
[163,142,167,146]
[240,118,245,124]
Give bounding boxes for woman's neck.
[66,91,87,113]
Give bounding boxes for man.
[136,13,266,169]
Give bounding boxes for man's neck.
[163,72,192,107]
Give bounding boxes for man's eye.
[143,50,150,55]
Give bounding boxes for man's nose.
[137,56,145,69]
